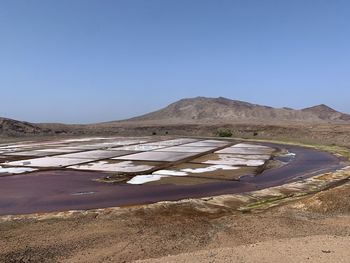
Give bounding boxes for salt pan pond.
[69,160,159,173]
[154,146,216,153]
[192,154,267,167]
[182,140,230,147]
[144,138,198,146]
[3,157,95,168]
[216,147,274,155]
[113,151,198,162]
[112,144,167,151]
[55,150,132,160]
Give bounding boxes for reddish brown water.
[0,144,342,215]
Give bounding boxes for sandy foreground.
[137,235,350,263]
[0,181,349,262]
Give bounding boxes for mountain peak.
[301,104,348,121]
[302,104,337,113]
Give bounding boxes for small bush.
[216,129,233,137]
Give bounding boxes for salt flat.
[0,166,37,175]
[127,174,164,184]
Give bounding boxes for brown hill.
[0,117,53,137]
[123,97,350,125]
[1,97,349,137]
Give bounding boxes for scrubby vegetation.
[216,128,233,137]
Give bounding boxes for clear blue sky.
[1,0,349,123]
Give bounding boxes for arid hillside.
[0,117,53,137]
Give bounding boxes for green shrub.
[216,129,233,137]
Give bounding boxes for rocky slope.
[0,117,53,137]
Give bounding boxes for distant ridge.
[123,96,350,124]
[1,97,350,136]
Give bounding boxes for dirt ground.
[0,180,349,263]
[137,235,350,263]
